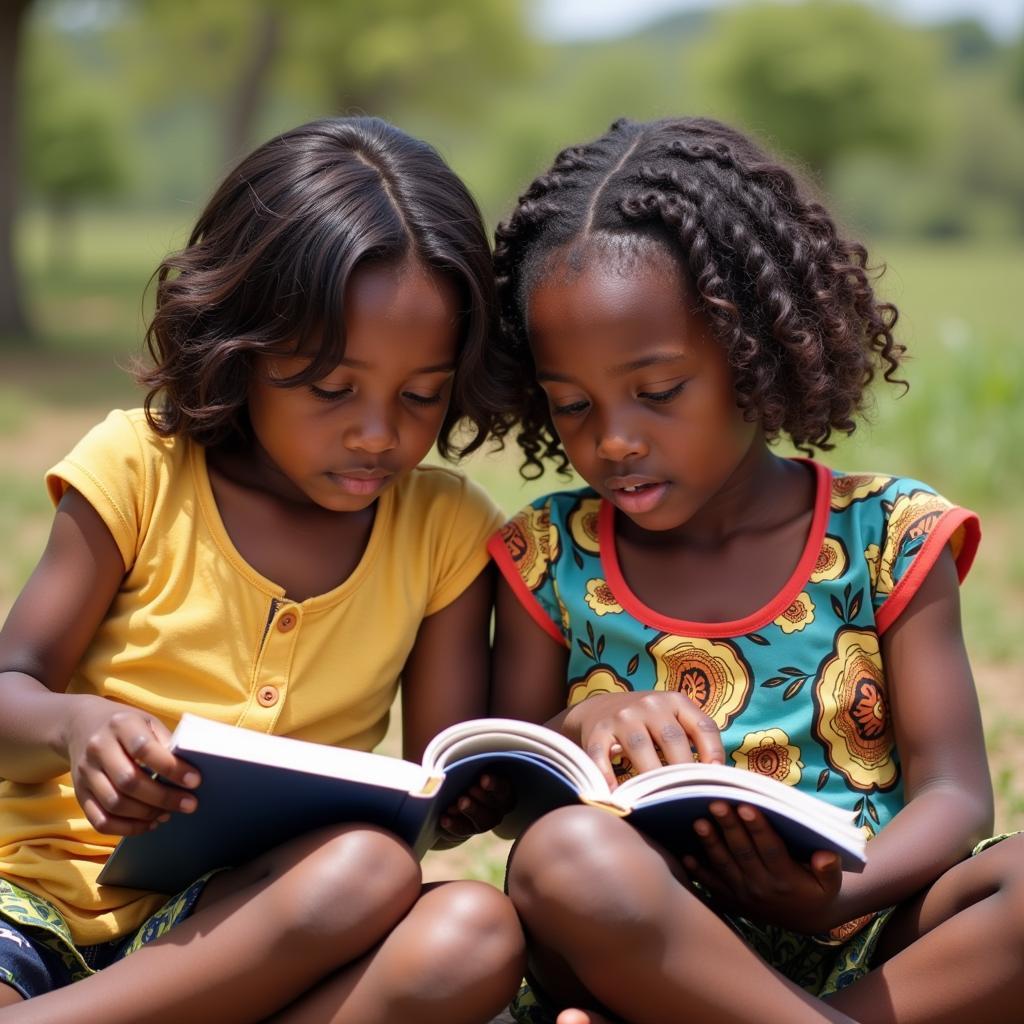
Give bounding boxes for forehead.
[527,239,700,359]
[345,257,459,332]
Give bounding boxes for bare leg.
[0,985,22,1009]
[828,834,1024,1023]
[508,806,855,1024]
[265,880,524,1024]
[0,824,422,1024]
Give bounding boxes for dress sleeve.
[488,497,568,646]
[871,480,981,634]
[423,474,505,616]
[44,410,149,570]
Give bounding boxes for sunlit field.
[2,213,1022,886]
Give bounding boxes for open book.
[98,714,867,892]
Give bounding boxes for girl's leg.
[0,985,21,1009]
[507,806,855,1024]
[2,823,422,1024]
[828,833,1024,1023]
[265,880,525,1024]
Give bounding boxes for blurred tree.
[0,0,34,340]
[700,0,938,181]
[130,0,532,168]
[25,103,123,271]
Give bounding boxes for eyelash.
[308,385,443,407]
[639,381,687,403]
[551,381,687,416]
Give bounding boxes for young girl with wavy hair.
[0,116,522,1024]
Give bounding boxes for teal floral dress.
[489,461,983,1021]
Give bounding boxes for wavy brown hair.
[137,116,500,458]
[490,116,904,477]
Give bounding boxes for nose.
[595,414,647,463]
[345,402,399,454]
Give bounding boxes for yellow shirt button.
[278,612,297,633]
[257,685,279,707]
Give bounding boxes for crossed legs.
[0,823,524,1024]
[507,807,1024,1024]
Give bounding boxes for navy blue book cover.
[98,750,435,893]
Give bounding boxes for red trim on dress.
[597,460,833,638]
[487,532,569,646]
[875,508,981,635]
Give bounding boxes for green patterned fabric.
[0,874,210,986]
[507,834,1017,1023]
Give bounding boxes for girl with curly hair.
[0,117,523,1023]
[487,116,1021,1024]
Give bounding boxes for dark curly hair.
[137,116,500,458]
[490,116,904,477]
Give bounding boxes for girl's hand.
[562,691,724,788]
[683,802,843,934]
[65,700,202,836]
[437,772,515,846]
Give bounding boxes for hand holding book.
[98,714,867,893]
[557,689,727,788]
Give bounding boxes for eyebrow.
[537,351,688,384]
[336,358,456,374]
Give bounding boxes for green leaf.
[783,678,805,700]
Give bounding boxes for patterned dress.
[488,461,982,1019]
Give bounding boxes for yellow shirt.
[0,409,501,944]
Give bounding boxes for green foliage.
[20,25,124,204]
[698,1,939,178]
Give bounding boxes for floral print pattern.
[774,591,815,633]
[732,728,804,786]
[647,634,752,730]
[813,629,898,792]
[490,464,979,840]
[584,578,623,616]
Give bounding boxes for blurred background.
[0,0,1021,881]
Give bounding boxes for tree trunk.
[224,7,282,169]
[0,0,32,341]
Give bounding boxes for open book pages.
[172,713,435,793]
[422,716,609,793]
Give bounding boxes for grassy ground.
[2,214,1022,889]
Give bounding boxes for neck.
[620,441,814,549]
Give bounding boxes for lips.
[326,467,394,496]
[605,475,670,516]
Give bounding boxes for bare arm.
[0,487,202,832]
[400,565,495,763]
[491,574,569,725]
[0,487,128,779]
[827,544,993,923]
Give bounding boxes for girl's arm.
[492,575,724,785]
[686,545,993,934]
[0,488,202,829]
[826,543,993,919]
[491,574,569,725]
[399,565,495,763]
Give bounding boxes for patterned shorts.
[508,834,1013,1023]
[0,876,211,1000]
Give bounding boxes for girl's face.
[247,257,459,512]
[527,243,760,534]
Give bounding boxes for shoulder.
[826,467,980,631]
[391,464,501,528]
[44,408,189,503]
[490,486,599,586]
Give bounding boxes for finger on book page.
[115,714,201,790]
[674,699,724,764]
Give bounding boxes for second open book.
[99,714,867,893]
